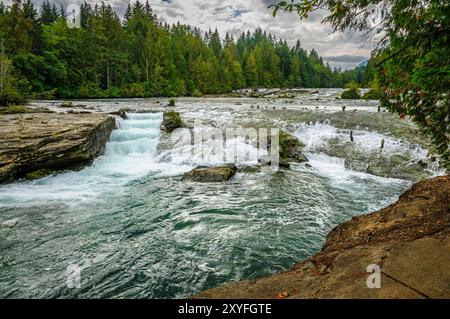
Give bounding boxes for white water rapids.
[0,93,445,298]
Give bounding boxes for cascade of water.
[295,121,429,159]
[156,126,266,166]
[0,113,164,206]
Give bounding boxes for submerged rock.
[195,175,450,299]
[182,164,237,182]
[258,155,291,169]
[161,110,184,133]
[0,113,116,183]
[225,88,314,98]
[237,164,266,174]
[59,102,73,108]
[317,138,434,182]
[1,218,20,228]
[67,110,92,115]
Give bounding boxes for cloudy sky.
[17,0,374,69]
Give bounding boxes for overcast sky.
[9,0,374,69]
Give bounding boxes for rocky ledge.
[0,112,116,182]
[195,175,450,299]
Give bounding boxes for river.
[0,89,441,298]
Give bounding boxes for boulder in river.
[279,130,308,163]
[182,164,237,182]
[161,110,184,133]
[0,113,116,183]
[258,130,308,169]
[59,102,73,108]
[341,88,361,99]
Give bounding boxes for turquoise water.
[0,111,411,298]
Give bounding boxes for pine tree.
[40,0,58,25]
[245,53,258,87]
[0,0,358,102]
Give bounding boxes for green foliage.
[168,98,175,107]
[345,81,358,89]
[192,89,203,97]
[274,0,450,167]
[0,48,23,105]
[0,87,23,106]
[363,89,381,100]
[341,87,361,99]
[341,81,361,99]
[0,0,360,105]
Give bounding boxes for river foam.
[0,113,164,206]
[0,105,423,299]
[295,121,428,158]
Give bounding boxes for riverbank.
[195,174,450,299]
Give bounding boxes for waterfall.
[0,113,164,206]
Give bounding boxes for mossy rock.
[25,169,54,180]
[279,130,308,163]
[168,99,176,107]
[161,110,185,133]
[341,88,361,99]
[279,130,303,151]
[182,164,237,182]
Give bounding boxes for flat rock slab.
[195,175,450,299]
[0,113,116,182]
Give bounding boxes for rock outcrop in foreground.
[0,113,116,182]
[196,175,450,298]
